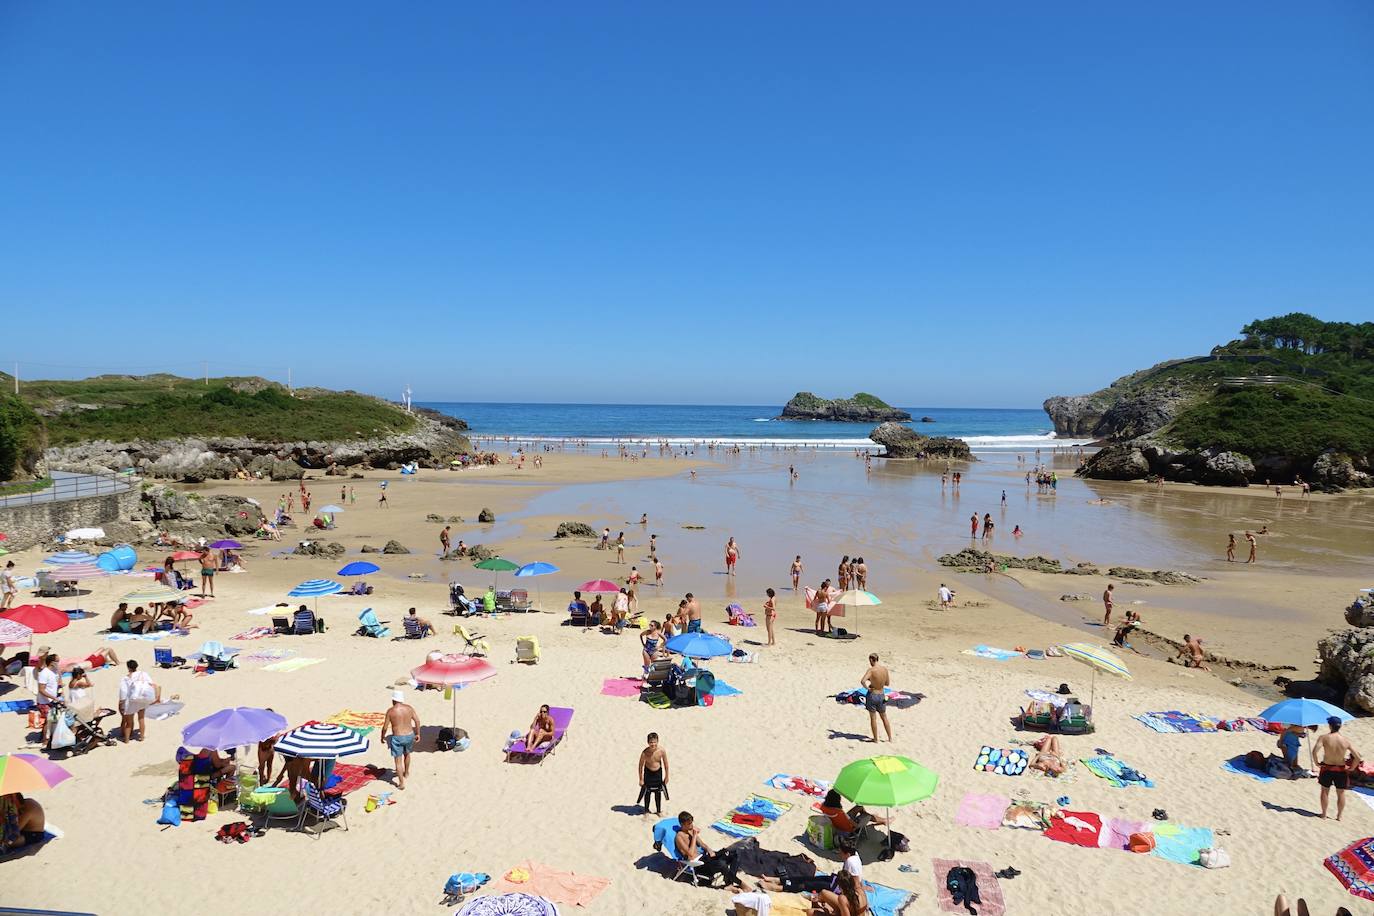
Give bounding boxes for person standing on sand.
[1226,533,1236,562]
[616,532,625,564]
[854,558,867,591]
[970,513,979,538]
[340,485,346,504]
[813,579,833,636]
[349,486,356,505]
[1102,583,1114,626]
[861,653,893,743]
[381,690,420,790]
[1,561,17,610]
[790,556,804,593]
[378,481,388,507]
[1245,531,1257,564]
[198,547,216,598]
[1312,717,1361,821]
[938,583,953,609]
[725,537,739,575]
[685,593,702,632]
[636,732,669,815]
[982,513,993,540]
[440,526,451,556]
[837,556,851,591]
[654,558,664,589]
[764,588,777,646]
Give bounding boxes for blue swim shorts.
[387,733,416,756]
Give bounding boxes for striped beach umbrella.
[288,578,343,613]
[0,619,34,646]
[0,754,72,794]
[831,589,881,636]
[1059,642,1132,705]
[122,583,184,604]
[45,551,98,566]
[274,723,369,759]
[49,563,108,581]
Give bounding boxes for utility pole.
[287,367,293,395]
[203,361,208,385]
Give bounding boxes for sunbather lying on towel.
[1030,735,1066,776]
[756,839,861,895]
[524,704,555,751]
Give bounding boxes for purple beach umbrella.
[181,707,289,750]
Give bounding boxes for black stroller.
[448,582,475,616]
[52,702,118,756]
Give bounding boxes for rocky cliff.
[869,422,972,460]
[779,392,911,422]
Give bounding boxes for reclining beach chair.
[293,609,318,635]
[507,589,532,612]
[643,657,675,690]
[35,570,77,598]
[567,602,595,628]
[504,706,573,764]
[297,778,348,838]
[514,636,540,665]
[652,817,702,885]
[454,624,489,656]
[400,615,431,639]
[355,608,390,639]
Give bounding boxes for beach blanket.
[105,632,166,642]
[711,794,793,838]
[963,645,1023,661]
[1351,787,1374,813]
[1045,810,1103,847]
[1081,755,1154,788]
[834,687,909,705]
[0,699,35,713]
[1002,800,1056,831]
[1151,822,1214,867]
[1100,817,1147,851]
[146,700,184,721]
[955,792,1010,830]
[324,763,384,795]
[1132,714,1178,733]
[1221,755,1275,783]
[600,677,643,698]
[229,626,275,641]
[1325,837,1374,901]
[765,774,830,800]
[182,598,207,610]
[932,859,1004,916]
[864,881,914,916]
[326,709,387,731]
[262,657,324,672]
[642,690,671,709]
[711,679,742,697]
[241,648,296,663]
[974,746,1028,776]
[490,861,610,908]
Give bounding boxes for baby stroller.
[448,582,474,616]
[54,701,118,756]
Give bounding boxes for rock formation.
[477,508,495,523]
[1317,629,1374,715]
[554,521,598,539]
[779,392,911,422]
[382,540,411,555]
[868,422,972,460]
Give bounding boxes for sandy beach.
[2,449,1370,915]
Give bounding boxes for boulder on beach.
[554,521,597,539]
[292,541,345,559]
[382,539,411,555]
[1317,629,1374,715]
[868,422,972,460]
[477,508,495,523]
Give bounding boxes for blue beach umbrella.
[1258,698,1353,727]
[665,632,733,659]
[288,578,343,613]
[337,561,380,577]
[515,562,559,610]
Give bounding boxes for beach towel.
[230,626,275,641]
[765,774,830,799]
[1002,800,1056,831]
[1100,817,1147,851]
[642,690,671,709]
[1221,755,1275,783]
[963,645,1023,661]
[262,657,324,672]
[1151,823,1214,867]
[0,699,35,714]
[1325,837,1374,901]
[146,700,184,721]
[245,605,279,616]
[1133,714,1178,734]
[105,632,166,642]
[864,881,914,916]
[323,763,383,795]
[600,677,643,698]
[242,648,296,663]
[490,860,610,908]
[326,709,387,731]
[1045,810,1103,847]
[974,746,1028,776]
[1081,755,1155,788]
[711,679,742,697]
[955,792,1010,830]
[932,859,1005,916]
[1351,787,1374,813]
[711,794,793,838]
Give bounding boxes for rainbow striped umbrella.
[0,754,72,793]
[832,589,881,635]
[1059,642,1131,705]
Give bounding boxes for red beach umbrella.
[170,550,202,562]
[0,604,69,635]
[410,654,497,728]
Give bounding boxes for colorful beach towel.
[974,746,1028,776]
[327,709,386,730]
[711,794,793,838]
[963,645,1023,661]
[864,881,914,916]
[1132,714,1178,734]
[1325,837,1374,902]
[324,763,384,795]
[1081,755,1155,788]
[1151,822,1214,867]
[1002,800,1056,831]
[1100,817,1147,851]
[600,677,643,698]
[242,648,296,663]
[230,626,275,641]
[262,657,324,672]
[1045,810,1103,847]
[0,700,35,714]
[765,774,831,799]
[490,860,610,908]
[932,859,1005,916]
[956,792,1010,830]
[1221,755,1275,783]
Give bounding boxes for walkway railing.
[0,470,139,509]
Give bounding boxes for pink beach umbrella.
[577,579,620,594]
[411,653,497,728]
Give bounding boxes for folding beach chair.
[454,624,489,656]
[292,609,317,635]
[652,817,702,885]
[514,636,540,665]
[400,615,430,639]
[298,778,348,838]
[507,589,532,612]
[355,608,390,639]
[643,657,675,691]
[504,706,573,764]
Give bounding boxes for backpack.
[437,727,456,751]
[946,865,982,912]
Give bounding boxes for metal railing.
[0,470,138,509]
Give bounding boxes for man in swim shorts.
[1313,716,1361,820]
[861,653,892,743]
[382,690,421,790]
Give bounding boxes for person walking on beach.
[653,558,664,589]
[1102,583,1114,626]
[118,659,159,743]
[198,547,216,598]
[615,532,625,564]
[725,537,739,575]
[1,561,17,610]
[1226,533,1236,562]
[340,485,346,504]
[382,690,421,790]
[1245,531,1257,564]
[790,556,803,593]
[764,587,777,646]
[938,583,953,609]
[1313,717,1361,820]
[440,526,452,556]
[636,732,669,815]
[982,513,993,541]
[861,653,893,743]
[378,481,389,507]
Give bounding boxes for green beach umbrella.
[834,754,938,853]
[474,556,520,595]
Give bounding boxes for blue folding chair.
[298,779,348,838]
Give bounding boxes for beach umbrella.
[455,894,558,916]
[1058,642,1132,706]
[665,632,733,659]
[831,589,881,637]
[411,653,498,727]
[578,579,620,594]
[182,707,288,751]
[0,604,68,635]
[287,578,343,613]
[121,583,183,604]
[208,540,242,550]
[318,504,345,514]
[515,562,558,610]
[475,556,520,593]
[48,563,108,581]
[1258,698,1353,727]
[337,561,380,577]
[44,551,97,566]
[64,527,105,541]
[169,550,202,563]
[0,754,72,794]
[1326,837,1374,902]
[0,619,34,646]
[274,723,369,759]
[834,754,939,852]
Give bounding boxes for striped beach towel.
[711,794,793,838]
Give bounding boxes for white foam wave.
[469,431,1092,451]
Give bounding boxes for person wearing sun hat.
[381,689,420,790]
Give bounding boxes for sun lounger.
[514,636,540,664]
[455,624,489,656]
[355,608,390,639]
[505,706,573,764]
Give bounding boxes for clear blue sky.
[2,3,1371,407]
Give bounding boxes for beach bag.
[49,712,76,750]
[1128,832,1155,853]
[158,798,182,827]
[805,814,835,850]
[436,727,458,751]
[1199,847,1231,869]
[27,706,47,731]
[1266,757,1294,779]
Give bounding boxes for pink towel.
[491,861,610,907]
[600,677,643,698]
[932,859,1006,916]
[955,792,1010,830]
[1100,817,1146,851]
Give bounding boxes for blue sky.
[2,3,1371,407]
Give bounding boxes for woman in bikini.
[814,580,833,636]
[523,704,555,750]
[764,588,777,646]
[854,558,867,591]
[837,556,851,592]
[641,621,663,668]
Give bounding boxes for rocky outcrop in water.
[292,540,345,559]
[868,422,972,460]
[382,539,411,555]
[779,392,911,422]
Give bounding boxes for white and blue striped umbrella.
[274,723,369,759]
[46,551,98,566]
[288,579,343,598]
[1059,642,1131,706]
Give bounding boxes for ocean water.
[418,402,1081,451]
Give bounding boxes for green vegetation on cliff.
[1166,385,1374,457]
[0,388,47,481]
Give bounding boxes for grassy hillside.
[0,389,47,481]
[3,373,419,446]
